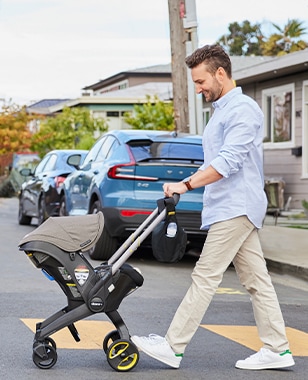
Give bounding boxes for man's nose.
[195,85,202,94]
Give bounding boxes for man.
[131,44,295,371]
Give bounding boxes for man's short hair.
[185,44,232,78]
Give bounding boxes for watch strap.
[184,179,193,191]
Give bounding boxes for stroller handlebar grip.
[173,193,180,205]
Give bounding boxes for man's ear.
[216,67,225,80]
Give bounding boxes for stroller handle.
[172,193,180,205]
[108,193,181,271]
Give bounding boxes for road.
[0,197,307,380]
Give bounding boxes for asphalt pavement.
[0,196,307,380]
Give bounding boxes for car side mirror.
[67,154,82,169]
[19,168,33,177]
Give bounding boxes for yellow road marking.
[21,319,114,349]
[21,319,308,356]
[201,325,308,356]
[216,287,245,295]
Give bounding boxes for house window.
[202,107,211,127]
[106,111,119,117]
[302,81,308,178]
[262,84,295,148]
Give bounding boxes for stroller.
[19,195,179,372]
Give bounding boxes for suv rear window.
[129,140,203,164]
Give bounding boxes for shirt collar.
[212,87,242,109]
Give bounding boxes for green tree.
[31,107,108,157]
[123,95,175,131]
[0,103,33,154]
[217,20,264,56]
[217,19,307,57]
[261,19,308,56]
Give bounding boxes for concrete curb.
[259,224,308,283]
[266,259,308,282]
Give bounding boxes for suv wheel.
[18,199,32,225]
[59,195,67,216]
[88,201,117,260]
[38,196,47,225]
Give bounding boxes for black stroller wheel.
[106,339,139,372]
[103,330,120,353]
[32,344,57,369]
[44,337,57,350]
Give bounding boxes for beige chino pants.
[166,216,289,354]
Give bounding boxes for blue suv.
[61,130,206,260]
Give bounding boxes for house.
[27,65,173,131]
[233,49,308,210]
[82,64,172,96]
[181,50,308,210]
[27,51,308,209]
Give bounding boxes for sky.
[0,0,307,106]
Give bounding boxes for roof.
[84,64,172,92]
[44,82,173,113]
[129,63,171,73]
[230,56,273,71]
[27,99,70,115]
[233,49,308,84]
[97,82,173,100]
[28,99,70,108]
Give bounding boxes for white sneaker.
[235,348,295,370]
[131,334,183,368]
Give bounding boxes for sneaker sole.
[235,357,295,370]
[131,336,180,369]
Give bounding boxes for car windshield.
[12,153,40,170]
[129,140,203,164]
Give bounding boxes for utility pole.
[183,0,203,135]
[168,0,202,134]
[168,0,189,133]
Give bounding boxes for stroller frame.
[19,196,173,372]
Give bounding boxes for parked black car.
[18,149,88,225]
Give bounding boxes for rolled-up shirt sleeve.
[210,103,261,178]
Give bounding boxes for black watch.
[183,177,193,191]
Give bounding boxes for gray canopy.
[19,212,104,253]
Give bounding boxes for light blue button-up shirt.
[199,87,267,230]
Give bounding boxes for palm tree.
[262,19,308,56]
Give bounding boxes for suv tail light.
[107,148,158,181]
[107,164,158,181]
[54,175,66,188]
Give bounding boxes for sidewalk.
[260,215,308,282]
